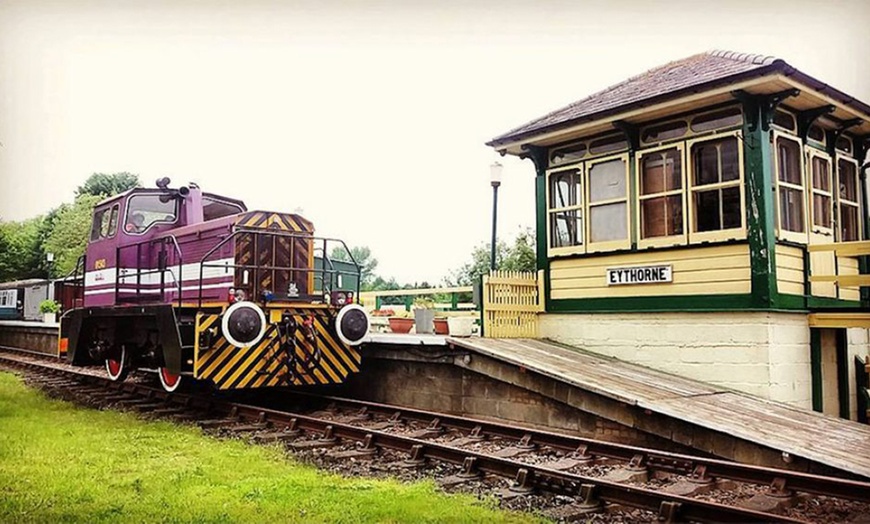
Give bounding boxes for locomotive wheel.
[158,367,182,393]
[105,345,129,382]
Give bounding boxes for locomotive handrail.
[115,235,184,307]
[197,229,361,308]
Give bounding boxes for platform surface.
[363,332,449,346]
[448,337,870,479]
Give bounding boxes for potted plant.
[39,299,60,324]
[413,296,436,334]
[386,309,414,334]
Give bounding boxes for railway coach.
[57,178,369,392]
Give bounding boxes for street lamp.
[489,161,503,271]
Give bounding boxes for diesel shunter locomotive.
[57,178,370,392]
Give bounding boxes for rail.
[198,229,361,308]
[115,235,184,307]
[359,286,475,312]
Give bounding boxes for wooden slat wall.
[782,243,861,301]
[838,256,860,301]
[776,245,806,297]
[549,244,751,299]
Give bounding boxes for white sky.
[1,0,869,283]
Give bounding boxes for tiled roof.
[488,51,782,147]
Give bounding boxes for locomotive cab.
[58,178,368,392]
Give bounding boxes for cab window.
[125,194,178,234]
[90,204,120,241]
[203,195,245,221]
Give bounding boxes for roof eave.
[486,62,785,150]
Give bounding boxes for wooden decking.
[448,337,870,479]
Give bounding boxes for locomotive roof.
[488,50,870,152]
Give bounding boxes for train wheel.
[158,367,182,393]
[105,345,128,381]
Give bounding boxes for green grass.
[0,372,540,523]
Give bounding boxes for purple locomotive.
[58,178,369,392]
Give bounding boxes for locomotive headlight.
[335,304,370,346]
[221,301,267,348]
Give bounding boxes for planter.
[414,309,435,334]
[433,319,448,335]
[43,312,57,324]
[388,317,414,334]
[447,316,474,337]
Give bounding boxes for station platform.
[447,337,870,480]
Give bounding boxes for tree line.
[0,172,535,289]
[0,173,140,281]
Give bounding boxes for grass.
[0,372,540,523]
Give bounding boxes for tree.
[0,216,47,281]
[75,172,141,198]
[445,227,536,287]
[330,245,379,290]
[42,194,102,277]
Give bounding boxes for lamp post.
[45,252,55,300]
[489,161,503,271]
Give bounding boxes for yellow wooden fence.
[482,270,542,338]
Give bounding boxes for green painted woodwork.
[855,356,869,424]
[522,145,551,312]
[810,328,823,413]
[836,329,850,419]
[737,93,779,309]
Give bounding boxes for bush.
[38,300,59,314]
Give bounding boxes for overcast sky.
[1,0,869,283]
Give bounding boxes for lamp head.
[490,161,503,187]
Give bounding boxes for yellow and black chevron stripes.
[233,212,316,295]
[236,211,313,233]
[194,309,360,390]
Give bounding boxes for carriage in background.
[57,178,370,392]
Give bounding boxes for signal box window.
[587,158,628,246]
[640,147,684,241]
[548,168,583,249]
[125,194,178,234]
[775,136,805,236]
[691,137,741,233]
[90,204,120,241]
[838,159,860,241]
[810,155,833,231]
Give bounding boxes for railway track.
[1,348,868,523]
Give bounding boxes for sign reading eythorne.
[606,265,673,286]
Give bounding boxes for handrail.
[115,235,184,307]
[198,229,361,308]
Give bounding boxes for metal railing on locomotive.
[115,236,185,306]
[197,228,361,308]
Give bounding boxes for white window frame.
[807,149,834,237]
[686,132,746,243]
[636,143,688,249]
[773,132,808,244]
[835,155,862,243]
[585,153,631,253]
[546,164,585,257]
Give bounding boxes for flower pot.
[43,312,57,324]
[433,319,448,335]
[447,317,474,337]
[414,309,435,334]
[388,317,414,334]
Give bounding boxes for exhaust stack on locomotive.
[57,179,368,392]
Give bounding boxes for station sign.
[606,265,672,286]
